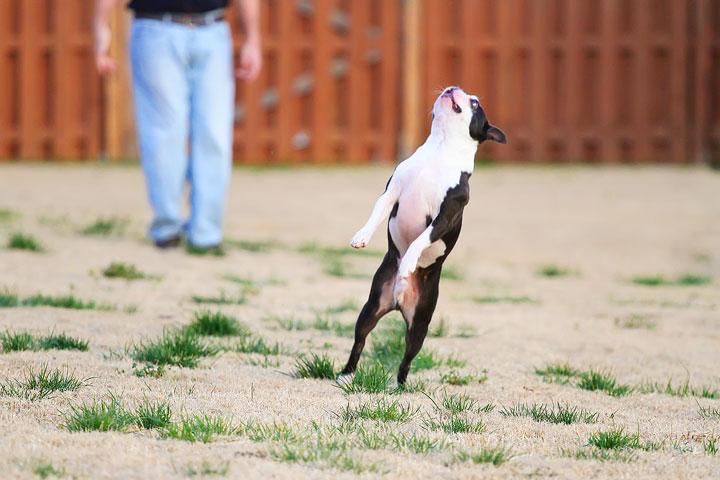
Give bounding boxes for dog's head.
[431,86,506,145]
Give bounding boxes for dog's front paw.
[350,229,372,249]
[337,373,354,385]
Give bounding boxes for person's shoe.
[154,235,181,249]
[186,242,226,257]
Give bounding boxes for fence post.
[105,3,135,160]
[400,0,422,159]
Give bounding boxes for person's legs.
[130,19,190,244]
[186,21,235,247]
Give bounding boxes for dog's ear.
[485,125,506,144]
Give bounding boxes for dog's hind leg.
[396,267,441,385]
[339,252,398,381]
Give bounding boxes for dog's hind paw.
[337,373,354,386]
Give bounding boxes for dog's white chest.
[388,163,463,259]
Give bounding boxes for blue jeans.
[130,18,234,247]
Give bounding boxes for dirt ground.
[0,164,718,479]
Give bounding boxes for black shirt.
[127,0,229,13]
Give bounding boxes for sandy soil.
[0,164,718,479]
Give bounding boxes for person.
[93,0,262,251]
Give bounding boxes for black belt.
[134,8,225,27]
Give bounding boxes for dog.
[338,86,506,386]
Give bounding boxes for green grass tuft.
[0,290,20,307]
[336,364,392,394]
[423,414,486,434]
[134,398,172,429]
[698,403,720,419]
[132,363,166,378]
[186,243,226,257]
[638,377,719,399]
[129,329,218,368]
[0,364,92,401]
[294,353,336,379]
[537,265,573,277]
[38,332,89,351]
[337,398,419,423]
[437,391,478,414]
[585,427,662,453]
[472,295,536,304]
[234,335,290,356]
[185,461,230,477]
[21,293,115,311]
[440,369,486,386]
[615,313,656,330]
[269,314,307,331]
[80,217,127,236]
[62,394,134,432]
[161,414,239,443]
[454,445,514,466]
[225,238,280,252]
[441,266,465,281]
[185,310,249,337]
[191,291,246,305]
[577,369,633,396]
[8,232,44,252]
[102,262,150,280]
[32,460,66,479]
[0,208,17,222]
[704,434,718,456]
[428,316,449,337]
[499,402,599,424]
[631,274,712,287]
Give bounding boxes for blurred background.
[0,0,718,165]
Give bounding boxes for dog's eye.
[470,99,479,110]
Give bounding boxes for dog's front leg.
[350,177,399,248]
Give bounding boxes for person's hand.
[236,39,261,81]
[93,21,116,76]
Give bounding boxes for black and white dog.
[339,87,506,386]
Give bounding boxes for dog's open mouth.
[443,89,462,113]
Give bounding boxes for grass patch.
[294,353,336,379]
[428,316,449,337]
[0,290,20,307]
[186,243,226,257]
[0,364,92,401]
[562,447,637,462]
[128,329,218,368]
[80,217,127,236]
[472,295,536,304]
[587,427,661,452]
[298,242,383,258]
[32,460,66,479]
[234,334,290,356]
[134,398,172,429]
[698,403,720,419]
[324,299,359,314]
[225,238,280,253]
[436,391,478,414]
[321,257,368,279]
[185,461,230,477]
[62,394,134,432]
[132,363,166,378]
[161,414,239,443]
[37,332,89,351]
[631,274,712,287]
[102,262,151,280]
[423,414,486,434]
[1,330,89,352]
[336,363,392,394]
[499,402,599,424]
[311,312,355,337]
[20,293,115,311]
[391,432,447,453]
[615,313,656,330]
[0,208,17,222]
[577,369,633,397]
[704,434,718,456]
[336,398,419,423]
[185,310,249,337]
[637,377,719,399]
[7,232,44,252]
[191,291,246,305]
[441,266,465,281]
[454,445,513,466]
[440,369,486,386]
[537,265,573,277]
[270,314,307,331]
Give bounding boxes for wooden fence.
[0,0,718,164]
[418,0,720,163]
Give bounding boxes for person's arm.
[93,0,120,76]
[234,0,262,81]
